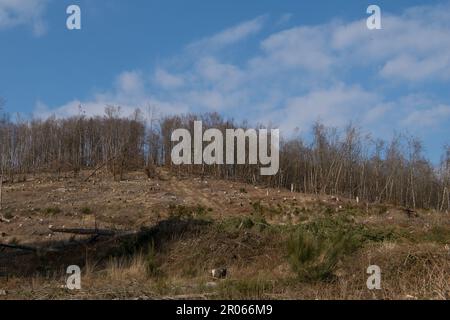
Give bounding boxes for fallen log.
[0,243,37,252]
[403,208,418,218]
[0,243,59,253]
[49,227,117,236]
[49,226,137,237]
[84,155,118,182]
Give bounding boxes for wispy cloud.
[331,7,450,82]
[39,3,450,139]
[187,15,267,53]
[401,104,450,128]
[276,13,293,26]
[35,71,189,119]
[153,68,185,89]
[0,0,49,36]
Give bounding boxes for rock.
[0,289,7,296]
[212,268,227,279]
[205,282,218,288]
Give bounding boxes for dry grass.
[104,254,149,282]
[0,169,449,300]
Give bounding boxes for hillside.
[0,169,449,300]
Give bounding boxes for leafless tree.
[0,107,448,211]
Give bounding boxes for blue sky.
[0,0,449,162]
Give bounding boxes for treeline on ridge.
[0,106,448,211]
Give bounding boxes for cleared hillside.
[0,169,449,299]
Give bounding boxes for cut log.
[84,155,118,182]
[49,227,117,236]
[0,243,59,253]
[0,243,37,252]
[49,226,137,237]
[0,216,10,223]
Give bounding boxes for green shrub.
[195,205,207,217]
[286,215,393,282]
[301,215,399,245]
[251,201,264,216]
[168,204,208,219]
[80,207,93,215]
[3,210,14,219]
[216,216,270,233]
[287,229,355,281]
[241,217,255,229]
[422,225,450,244]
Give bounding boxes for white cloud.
[380,53,450,82]
[276,84,378,132]
[276,13,292,26]
[154,68,184,89]
[256,25,334,72]
[195,57,244,90]
[35,96,189,121]
[331,9,450,81]
[0,0,49,36]
[241,4,450,82]
[40,2,450,140]
[363,102,393,124]
[187,15,266,53]
[401,104,450,128]
[35,70,189,120]
[115,71,145,97]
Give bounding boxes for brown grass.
[0,169,449,300]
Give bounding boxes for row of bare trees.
[0,106,145,181]
[0,105,448,211]
[154,113,449,211]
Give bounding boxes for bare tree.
[0,107,447,211]
[0,97,5,212]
